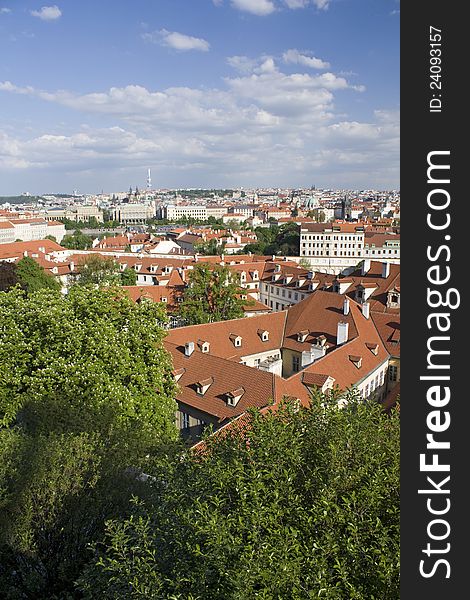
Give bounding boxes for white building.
[299,223,400,274]
[163,204,207,221]
[113,204,155,225]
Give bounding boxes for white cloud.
[283,0,308,8]
[231,0,276,16]
[30,5,62,21]
[218,0,330,12]
[142,29,210,52]
[0,61,397,188]
[0,7,12,14]
[312,0,329,8]
[283,48,330,69]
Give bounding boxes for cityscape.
[0,2,399,598]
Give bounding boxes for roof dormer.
[197,339,210,353]
[349,355,363,369]
[229,334,242,347]
[251,270,259,281]
[365,342,379,355]
[240,270,247,282]
[308,280,319,292]
[257,329,269,342]
[196,377,213,396]
[172,367,185,382]
[226,387,245,407]
[297,330,309,343]
[386,288,400,308]
[296,278,306,288]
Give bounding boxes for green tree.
[178,263,246,324]
[78,394,400,599]
[0,262,19,292]
[77,255,121,287]
[0,286,178,597]
[44,234,57,243]
[121,267,138,286]
[61,229,94,250]
[16,256,61,293]
[195,238,222,256]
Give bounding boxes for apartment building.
[299,222,400,273]
[163,204,207,221]
[0,219,66,244]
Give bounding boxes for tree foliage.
[121,266,138,286]
[0,286,178,597]
[178,263,246,324]
[76,254,122,287]
[61,229,94,249]
[78,394,400,599]
[15,256,61,293]
[0,262,19,292]
[243,223,299,256]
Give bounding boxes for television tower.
[146,168,152,189]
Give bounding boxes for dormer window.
[161,297,168,303]
[196,377,213,395]
[296,278,306,288]
[150,265,158,273]
[133,264,142,272]
[284,274,293,284]
[257,329,269,342]
[387,288,400,308]
[240,271,247,282]
[197,339,210,353]
[229,334,242,347]
[275,264,281,273]
[172,367,185,382]
[251,270,259,281]
[297,330,309,343]
[226,387,245,407]
[365,342,379,355]
[349,355,362,369]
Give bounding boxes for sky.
[0,0,400,195]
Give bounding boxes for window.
[389,365,398,382]
[181,412,190,429]
[293,355,300,373]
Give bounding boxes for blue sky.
[0,1,399,194]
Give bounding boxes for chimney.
[362,302,370,319]
[382,261,390,278]
[361,259,371,275]
[343,297,350,315]
[184,341,195,357]
[336,321,349,345]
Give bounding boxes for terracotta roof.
[371,312,401,356]
[166,311,287,362]
[165,341,280,422]
[294,300,390,391]
[0,239,66,261]
[339,260,401,312]
[283,290,358,353]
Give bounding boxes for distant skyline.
[0,1,399,195]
